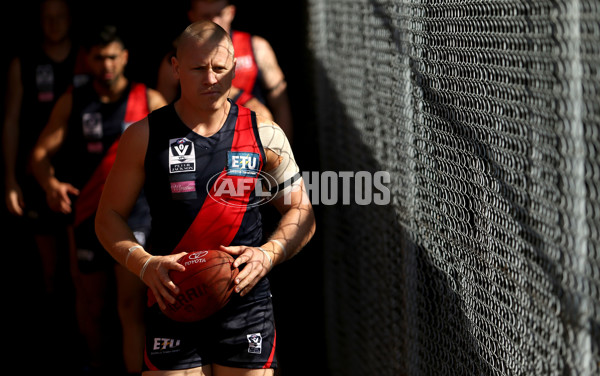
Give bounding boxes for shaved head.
[175,20,234,60]
[171,20,237,113]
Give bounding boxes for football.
[161,250,239,322]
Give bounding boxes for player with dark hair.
[29,23,167,374]
[96,20,315,375]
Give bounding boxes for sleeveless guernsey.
[54,82,149,226]
[144,101,266,255]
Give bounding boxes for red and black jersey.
[143,103,278,372]
[144,101,266,255]
[231,30,264,103]
[16,47,88,175]
[54,81,149,226]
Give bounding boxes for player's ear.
[231,58,236,78]
[122,49,129,64]
[171,56,180,79]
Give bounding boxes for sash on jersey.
[172,106,263,253]
[147,106,263,308]
[231,31,259,95]
[73,83,149,227]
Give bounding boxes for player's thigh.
[76,269,110,312]
[143,365,212,376]
[114,263,146,311]
[212,364,274,376]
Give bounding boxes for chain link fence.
[307,1,600,375]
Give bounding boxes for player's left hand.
[220,245,273,296]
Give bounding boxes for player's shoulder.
[256,116,288,148]
[250,35,275,54]
[120,118,149,161]
[256,113,280,131]
[8,55,21,70]
[146,87,168,111]
[250,34,269,45]
[123,117,150,143]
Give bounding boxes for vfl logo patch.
[227,151,259,177]
[82,112,103,140]
[36,64,54,102]
[169,138,196,173]
[247,333,262,354]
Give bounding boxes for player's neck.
[174,99,231,137]
[42,37,72,63]
[93,76,129,103]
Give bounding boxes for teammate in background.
[156,0,291,140]
[95,21,315,375]
[30,24,167,375]
[2,0,87,298]
[1,1,88,368]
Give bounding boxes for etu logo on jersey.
[227,152,260,177]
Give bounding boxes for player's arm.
[147,87,168,112]
[29,91,80,214]
[252,36,294,142]
[95,119,185,310]
[255,116,315,264]
[221,115,315,296]
[2,57,24,215]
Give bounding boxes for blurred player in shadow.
[96,21,315,376]
[30,24,167,375]
[1,0,89,368]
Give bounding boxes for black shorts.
[143,277,277,371]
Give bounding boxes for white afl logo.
[206,170,279,208]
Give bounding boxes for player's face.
[188,1,235,32]
[40,0,71,44]
[86,42,128,87]
[173,37,235,111]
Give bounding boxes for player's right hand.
[4,180,24,216]
[45,178,79,214]
[140,252,187,311]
